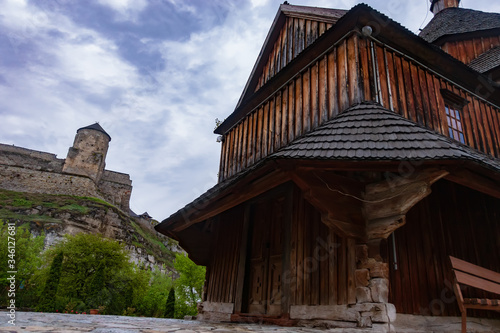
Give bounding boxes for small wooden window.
[445,104,465,144]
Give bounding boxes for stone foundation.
[197,302,234,322]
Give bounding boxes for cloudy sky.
[1,0,499,221]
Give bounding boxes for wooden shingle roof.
[468,46,500,73]
[419,8,500,44]
[271,102,500,171]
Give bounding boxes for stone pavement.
[1,311,499,333]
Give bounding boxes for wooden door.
[246,198,284,316]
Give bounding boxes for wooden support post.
[234,204,251,313]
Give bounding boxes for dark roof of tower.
[77,123,111,141]
[271,102,500,171]
[419,7,500,43]
[468,46,500,73]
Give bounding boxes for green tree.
[38,251,64,312]
[173,253,205,318]
[39,233,131,314]
[0,221,45,308]
[165,287,175,318]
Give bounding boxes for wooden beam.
[171,167,291,232]
[363,168,449,240]
[445,169,500,199]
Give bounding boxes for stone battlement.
[0,125,132,212]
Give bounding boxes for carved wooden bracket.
[363,168,449,240]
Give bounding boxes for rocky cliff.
[0,188,180,274]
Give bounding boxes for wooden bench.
[449,256,500,333]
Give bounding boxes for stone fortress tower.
[0,123,132,212]
[62,123,111,183]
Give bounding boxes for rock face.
[1,189,179,273]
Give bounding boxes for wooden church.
[156,0,500,329]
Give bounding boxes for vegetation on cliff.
[0,227,205,318]
[0,189,176,267]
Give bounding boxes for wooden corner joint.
[363,168,449,240]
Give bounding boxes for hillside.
[0,189,178,272]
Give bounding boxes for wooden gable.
[235,4,347,109]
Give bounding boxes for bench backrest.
[449,256,500,295]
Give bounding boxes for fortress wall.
[102,170,132,186]
[0,144,64,172]
[0,165,102,199]
[98,178,132,211]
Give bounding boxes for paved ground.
[1,311,499,333]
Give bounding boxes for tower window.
[445,104,465,144]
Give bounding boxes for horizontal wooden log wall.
[256,17,333,91]
[219,35,500,181]
[369,42,500,158]
[289,192,356,306]
[205,205,244,303]
[441,36,500,65]
[387,180,500,317]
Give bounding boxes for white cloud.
[95,0,148,21]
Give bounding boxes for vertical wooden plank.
[319,222,329,306]
[289,186,299,306]
[376,45,390,109]
[305,20,312,47]
[274,92,282,152]
[281,187,293,315]
[358,37,371,103]
[401,58,416,123]
[226,130,234,179]
[347,238,356,305]
[410,63,424,125]
[268,97,275,155]
[262,102,269,159]
[311,62,320,128]
[235,204,251,313]
[319,55,328,124]
[338,236,347,305]
[418,66,431,128]
[302,68,311,134]
[287,17,294,64]
[281,19,288,69]
[255,108,263,162]
[281,87,288,149]
[240,117,248,170]
[233,125,240,175]
[425,72,440,133]
[385,49,398,112]
[296,193,304,305]
[393,54,408,118]
[328,228,338,305]
[347,35,360,105]
[337,40,349,112]
[328,49,339,118]
[250,112,256,166]
[295,76,303,138]
[288,81,295,143]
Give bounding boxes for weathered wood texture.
[289,191,356,307]
[205,205,244,304]
[441,36,500,65]
[256,17,333,91]
[387,180,500,318]
[219,35,500,181]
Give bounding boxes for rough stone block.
[355,269,370,287]
[358,315,373,328]
[370,262,389,278]
[290,305,360,322]
[356,287,372,303]
[356,244,369,263]
[370,278,389,303]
